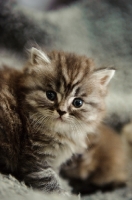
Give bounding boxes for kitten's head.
[20,48,115,141]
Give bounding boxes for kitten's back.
[0,66,22,174]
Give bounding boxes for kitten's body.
[0,48,114,193]
[121,122,132,189]
[61,124,126,194]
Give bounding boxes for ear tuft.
[30,47,50,65]
[94,69,115,86]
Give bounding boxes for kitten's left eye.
[72,98,83,108]
[46,91,56,101]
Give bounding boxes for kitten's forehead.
[49,51,94,96]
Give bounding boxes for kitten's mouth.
[56,116,66,123]
[57,117,63,121]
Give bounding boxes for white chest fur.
[40,127,88,172]
[50,138,86,171]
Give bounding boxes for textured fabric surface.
[0,173,132,200]
[0,174,78,200]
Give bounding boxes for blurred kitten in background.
[121,122,132,189]
[61,124,126,194]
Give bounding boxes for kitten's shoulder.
[0,65,20,117]
[0,65,21,87]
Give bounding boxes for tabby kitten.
[0,47,114,194]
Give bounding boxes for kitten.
[121,122,132,188]
[61,124,126,194]
[0,47,114,194]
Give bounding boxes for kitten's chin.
[52,120,69,134]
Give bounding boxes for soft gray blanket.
[0,0,132,199]
[0,173,132,200]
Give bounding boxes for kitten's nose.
[57,109,66,116]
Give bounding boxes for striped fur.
[0,48,114,194]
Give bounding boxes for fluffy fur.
[61,124,126,194]
[121,122,132,189]
[0,47,114,194]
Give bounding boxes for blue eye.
[72,98,83,108]
[46,91,56,101]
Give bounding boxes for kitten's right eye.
[46,91,56,101]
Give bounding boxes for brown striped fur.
[0,47,114,194]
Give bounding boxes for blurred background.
[16,0,79,11]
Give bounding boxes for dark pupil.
[46,91,56,101]
[73,98,83,108]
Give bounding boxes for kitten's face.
[20,48,114,138]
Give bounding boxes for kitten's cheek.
[87,114,98,122]
[53,110,59,118]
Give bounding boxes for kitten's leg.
[23,167,62,193]
[20,161,69,194]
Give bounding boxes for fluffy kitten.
[0,47,114,194]
[61,124,126,194]
[121,122,132,189]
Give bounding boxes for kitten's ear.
[93,69,115,86]
[30,47,50,65]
